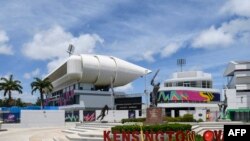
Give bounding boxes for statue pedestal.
[145,107,165,125]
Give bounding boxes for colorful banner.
[3,113,20,123]
[157,90,220,103]
[83,111,95,121]
[65,111,79,122]
[45,90,75,106]
[128,110,136,119]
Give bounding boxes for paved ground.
[0,127,69,141]
[0,126,72,141]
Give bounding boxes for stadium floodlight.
[177,58,186,72]
[67,44,75,56]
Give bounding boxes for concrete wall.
[80,95,113,108]
[21,110,65,128]
[95,110,145,122]
[226,89,237,109]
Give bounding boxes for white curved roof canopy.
[45,54,151,88]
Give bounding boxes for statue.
[150,69,160,107]
[217,93,228,120]
[97,105,109,121]
[222,93,228,118]
[217,103,223,119]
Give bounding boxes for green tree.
[0,75,23,102]
[15,98,25,107]
[35,97,41,106]
[31,77,53,109]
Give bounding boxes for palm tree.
[0,75,23,101]
[31,77,53,109]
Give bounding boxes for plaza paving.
[0,123,76,141]
[0,127,67,141]
[0,121,249,141]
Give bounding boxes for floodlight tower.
[67,44,75,56]
[177,59,186,72]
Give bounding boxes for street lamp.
[144,70,148,108]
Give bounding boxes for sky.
[0,0,250,103]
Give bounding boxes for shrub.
[121,118,146,124]
[181,114,194,122]
[164,116,182,122]
[164,114,195,122]
[111,123,192,133]
[197,118,203,122]
[173,134,203,141]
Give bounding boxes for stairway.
[57,122,122,141]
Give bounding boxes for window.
[73,95,79,104]
[177,82,183,86]
[165,82,172,87]
[207,81,212,88]
[202,81,207,88]
[183,81,190,87]
[190,81,197,87]
[169,83,172,87]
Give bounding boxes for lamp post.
[144,70,148,108]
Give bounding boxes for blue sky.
[0,0,249,103]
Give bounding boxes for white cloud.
[220,18,250,35]
[192,18,250,48]
[221,0,250,17]
[23,68,40,79]
[115,83,133,92]
[0,30,13,55]
[142,51,155,62]
[0,73,12,80]
[22,25,103,60]
[192,26,233,48]
[192,0,250,49]
[161,43,181,58]
[22,25,104,72]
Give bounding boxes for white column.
[79,110,83,122]
[171,110,175,118]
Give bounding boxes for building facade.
[224,61,250,121]
[157,71,221,121]
[44,54,150,120]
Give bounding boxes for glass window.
[165,83,168,87]
[169,83,172,87]
[207,81,211,88]
[202,81,207,88]
[190,81,197,87]
[177,82,183,86]
[184,81,190,87]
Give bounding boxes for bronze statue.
[222,93,228,117]
[97,105,109,121]
[150,69,160,107]
[217,93,228,119]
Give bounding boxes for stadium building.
[224,61,250,121]
[44,54,151,120]
[157,71,221,121]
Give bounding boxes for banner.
[83,111,95,121]
[3,113,20,123]
[128,110,136,119]
[65,111,79,122]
